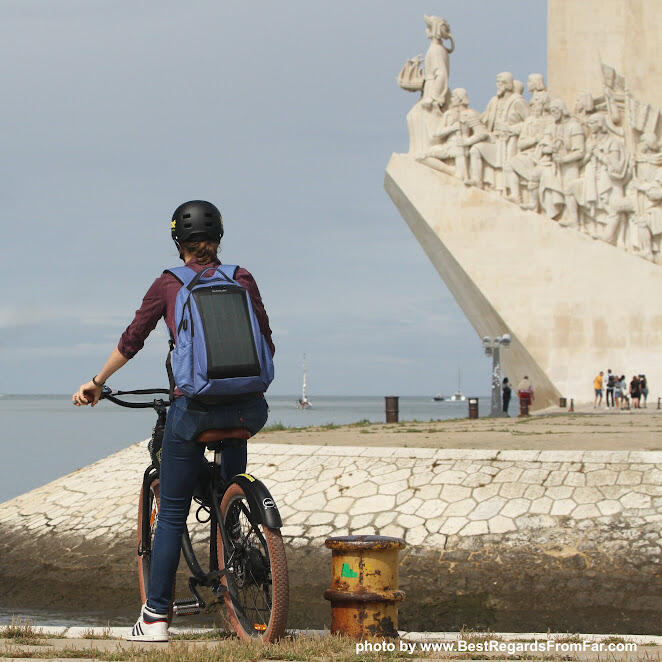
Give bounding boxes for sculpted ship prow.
[387,15,662,408]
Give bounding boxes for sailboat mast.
[302,354,307,399]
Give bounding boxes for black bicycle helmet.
[171,200,224,247]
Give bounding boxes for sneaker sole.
[125,634,169,642]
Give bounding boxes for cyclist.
[72,200,274,642]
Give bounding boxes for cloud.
[0,305,127,330]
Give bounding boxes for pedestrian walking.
[502,377,512,416]
[605,369,615,408]
[630,375,641,409]
[517,375,534,415]
[593,371,603,408]
[618,375,629,410]
[640,375,649,408]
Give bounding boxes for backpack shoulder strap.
[163,265,197,287]
[217,264,239,281]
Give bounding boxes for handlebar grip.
[99,386,170,409]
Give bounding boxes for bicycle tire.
[137,476,175,625]
[216,482,289,642]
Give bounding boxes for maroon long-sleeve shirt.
[117,259,275,361]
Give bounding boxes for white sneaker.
[126,603,169,642]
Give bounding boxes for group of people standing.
[593,369,649,409]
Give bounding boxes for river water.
[0,394,489,505]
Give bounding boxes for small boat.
[448,369,466,402]
[448,392,466,402]
[433,394,445,401]
[296,354,312,409]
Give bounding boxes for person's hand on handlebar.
[72,347,129,408]
[72,379,103,407]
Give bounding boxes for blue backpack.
[164,264,274,399]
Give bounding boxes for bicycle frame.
[101,386,285,623]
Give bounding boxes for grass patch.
[81,626,115,640]
[0,617,43,643]
[600,635,632,645]
[0,649,99,658]
[320,422,339,430]
[348,418,372,427]
[459,627,502,644]
[170,628,232,641]
[0,634,442,661]
[0,632,623,660]
[551,633,583,644]
[261,422,290,432]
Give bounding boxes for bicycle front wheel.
[217,482,289,642]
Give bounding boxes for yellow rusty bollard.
[323,535,406,639]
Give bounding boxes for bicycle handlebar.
[100,386,171,409]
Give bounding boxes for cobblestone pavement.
[1,442,662,551]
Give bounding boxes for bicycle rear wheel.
[217,482,289,642]
[137,476,175,625]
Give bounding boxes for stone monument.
[386,7,662,408]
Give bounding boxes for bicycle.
[100,386,289,642]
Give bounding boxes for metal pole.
[490,345,503,417]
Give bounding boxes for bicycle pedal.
[173,598,201,616]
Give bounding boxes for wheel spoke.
[223,495,274,631]
[218,484,287,641]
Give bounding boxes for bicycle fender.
[232,473,283,529]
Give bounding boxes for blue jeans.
[147,394,269,613]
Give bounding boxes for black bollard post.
[385,396,399,423]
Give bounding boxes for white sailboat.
[448,369,466,402]
[296,354,312,409]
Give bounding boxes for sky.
[0,1,547,396]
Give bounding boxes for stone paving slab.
[1,441,662,551]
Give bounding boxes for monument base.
[385,153,662,408]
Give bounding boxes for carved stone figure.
[598,63,626,136]
[573,91,597,125]
[537,99,585,226]
[503,91,553,209]
[631,133,662,260]
[467,72,529,191]
[396,23,662,265]
[574,113,630,243]
[423,88,487,181]
[399,16,455,154]
[527,73,547,96]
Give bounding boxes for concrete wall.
[1,439,661,632]
[385,153,662,409]
[548,0,662,112]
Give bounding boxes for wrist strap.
[92,375,104,387]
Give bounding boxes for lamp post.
[482,334,511,417]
